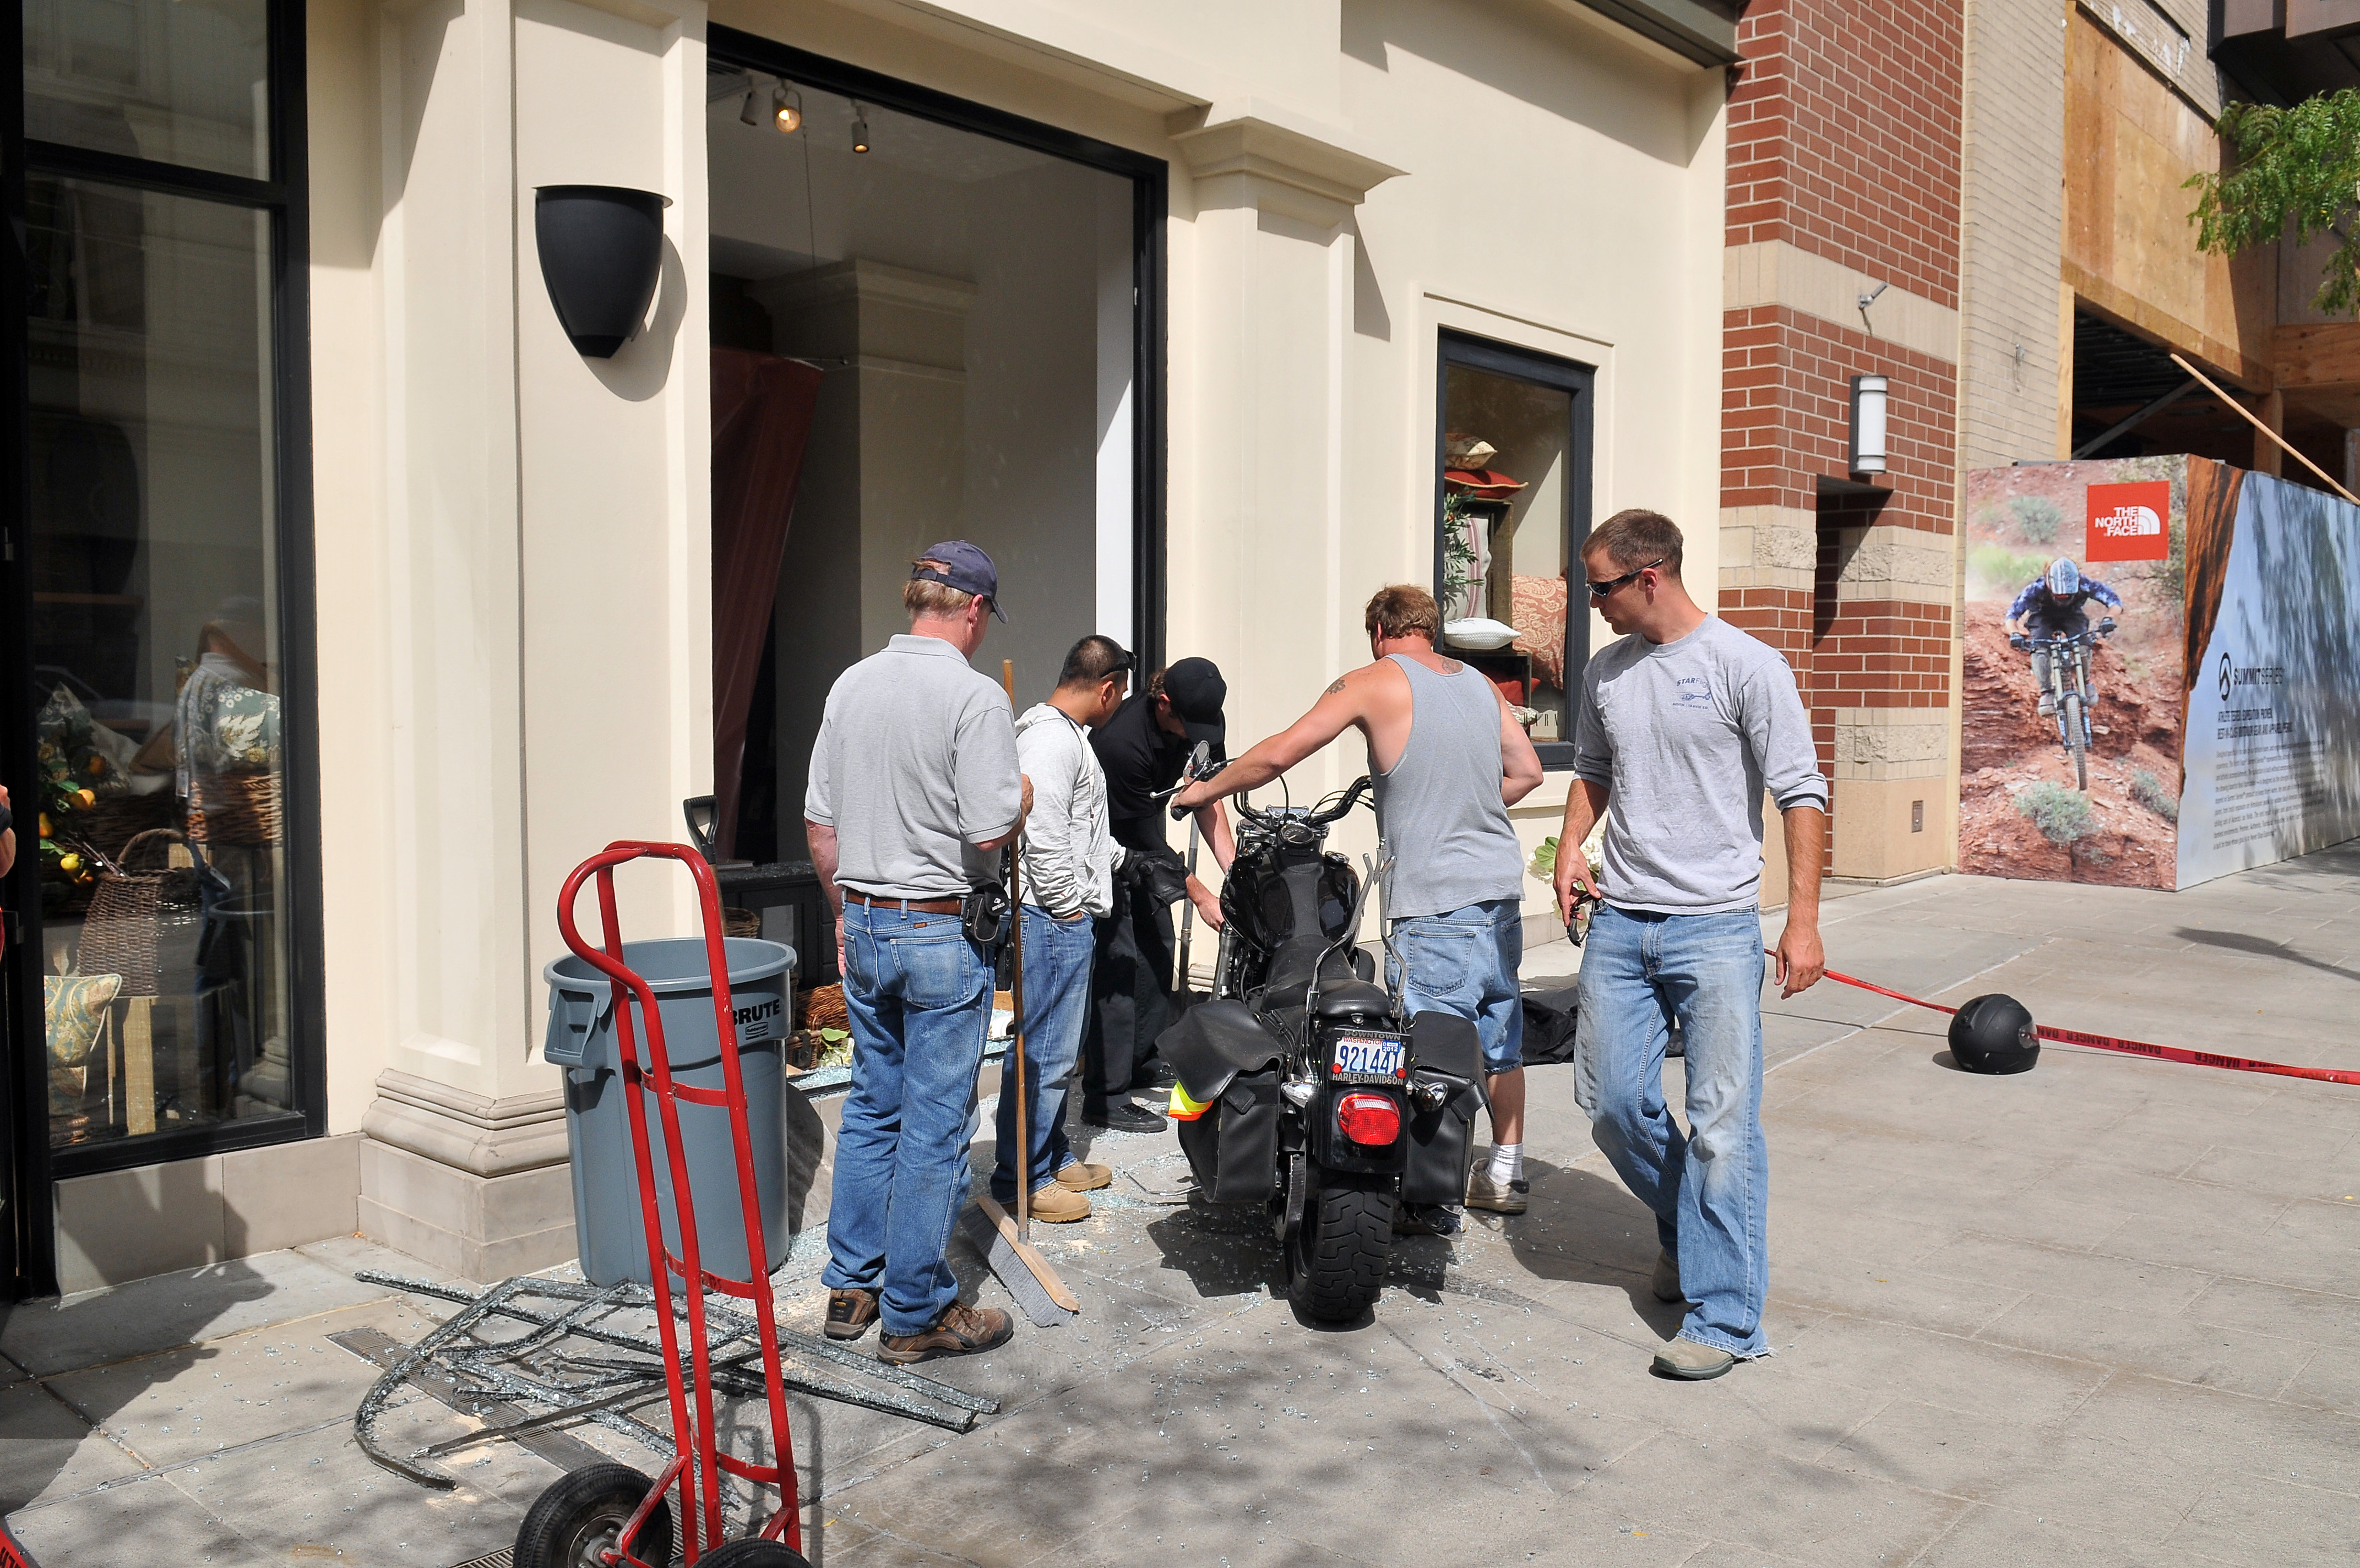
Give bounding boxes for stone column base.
[357,1069,575,1280]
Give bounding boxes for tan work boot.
[1024,1183,1092,1223]
[1056,1160,1113,1191]
[823,1287,878,1341]
[1652,1250,1684,1303]
[879,1303,1014,1365]
[1651,1337,1736,1381]
[1465,1167,1527,1214]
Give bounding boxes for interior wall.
[708,86,1123,857]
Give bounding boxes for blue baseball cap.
[911,541,1007,621]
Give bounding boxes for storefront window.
[23,0,270,178]
[1434,332,1592,758]
[25,176,293,1151]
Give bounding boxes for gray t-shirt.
[1571,615,1828,914]
[804,634,1022,900]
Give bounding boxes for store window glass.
[23,0,270,178]
[1435,333,1591,756]
[26,175,293,1151]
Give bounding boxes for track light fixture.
[738,88,761,128]
[772,86,802,134]
[850,103,870,154]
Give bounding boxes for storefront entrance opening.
[703,34,1163,891]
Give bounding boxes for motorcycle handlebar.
[1234,775,1373,830]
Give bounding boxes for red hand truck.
[515,842,807,1568]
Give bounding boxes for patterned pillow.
[46,972,122,1112]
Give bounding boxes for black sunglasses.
[1585,558,1666,600]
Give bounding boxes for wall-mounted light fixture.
[534,185,670,358]
[772,86,803,134]
[1848,373,1890,476]
[850,103,870,154]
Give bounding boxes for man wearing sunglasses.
[1551,509,1827,1384]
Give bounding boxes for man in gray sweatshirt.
[1552,508,1828,1384]
[994,635,1134,1224]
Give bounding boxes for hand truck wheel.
[513,1462,674,1568]
[697,1540,813,1566]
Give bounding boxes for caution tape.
[1813,964,2360,1089]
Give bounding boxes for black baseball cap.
[1161,657,1226,750]
[911,541,1007,621]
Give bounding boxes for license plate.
[1331,1034,1405,1079]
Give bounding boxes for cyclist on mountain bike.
[2005,557,2122,715]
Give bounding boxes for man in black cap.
[1081,657,1233,1129]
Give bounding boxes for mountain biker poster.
[1959,456,2214,887]
[2177,473,2360,888]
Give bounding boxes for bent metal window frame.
[0,0,323,1294]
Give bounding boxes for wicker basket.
[724,907,761,939]
[187,770,282,845]
[79,829,205,998]
[72,790,181,862]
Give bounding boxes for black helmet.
[1948,994,2039,1075]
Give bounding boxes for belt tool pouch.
[1402,1068,1483,1206]
[961,883,1013,949]
[1176,1068,1281,1203]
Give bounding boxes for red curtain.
[711,347,823,858]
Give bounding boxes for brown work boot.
[1024,1183,1092,1223]
[823,1288,878,1341]
[879,1303,1015,1365]
[1056,1160,1113,1191]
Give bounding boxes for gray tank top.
[1370,654,1527,919]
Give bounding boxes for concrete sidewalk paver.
[7,848,2360,1565]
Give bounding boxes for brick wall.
[1721,0,1964,876]
[1727,0,1964,310]
[1958,0,2066,469]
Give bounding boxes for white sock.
[1488,1143,1522,1185]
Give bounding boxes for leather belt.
[842,890,965,914]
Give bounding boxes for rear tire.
[1287,1178,1394,1324]
[513,1462,672,1568]
[2063,694,2087,792]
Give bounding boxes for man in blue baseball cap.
[805,540,1030,1363]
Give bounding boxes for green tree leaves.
[2185,90,2360,317]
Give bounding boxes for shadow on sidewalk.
[2175,926,2360,984]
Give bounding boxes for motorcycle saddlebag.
[1176,1068,1281,1203]
[1403,1010,1485,1207]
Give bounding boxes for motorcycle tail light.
[1335,1091,1401,1146]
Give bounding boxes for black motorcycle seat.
[1265,936,1358,994]
[1314,979,1392,1024]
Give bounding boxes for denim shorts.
[1387,897,1524,1074]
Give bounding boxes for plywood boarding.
[2062,8,2275,389]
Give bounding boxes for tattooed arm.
[1173,666,1373,810]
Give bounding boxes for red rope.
[1813,965,2360,1089]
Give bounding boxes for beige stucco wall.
[303,0,1725,1208]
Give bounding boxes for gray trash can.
[543,937,795,1288]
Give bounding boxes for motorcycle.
[1153,775,1485,1325]
[2010,617,2114,793]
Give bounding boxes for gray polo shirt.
[804,634,1023,900]
[1571,614,1828,914]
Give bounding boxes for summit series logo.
[2084,481,2171,563]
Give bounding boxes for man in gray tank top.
[1173,585,1545,1216]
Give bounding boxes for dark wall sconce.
[534,185,671,358]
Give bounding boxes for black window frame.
[2,0,320,1296]
[706,24,1168,671]
[1432,328,1596,771]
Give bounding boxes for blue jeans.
[1387,897,1524,1074]
[1573,903,1770,1356]
[992,905,1097,1203]
[823,900,993,1336]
